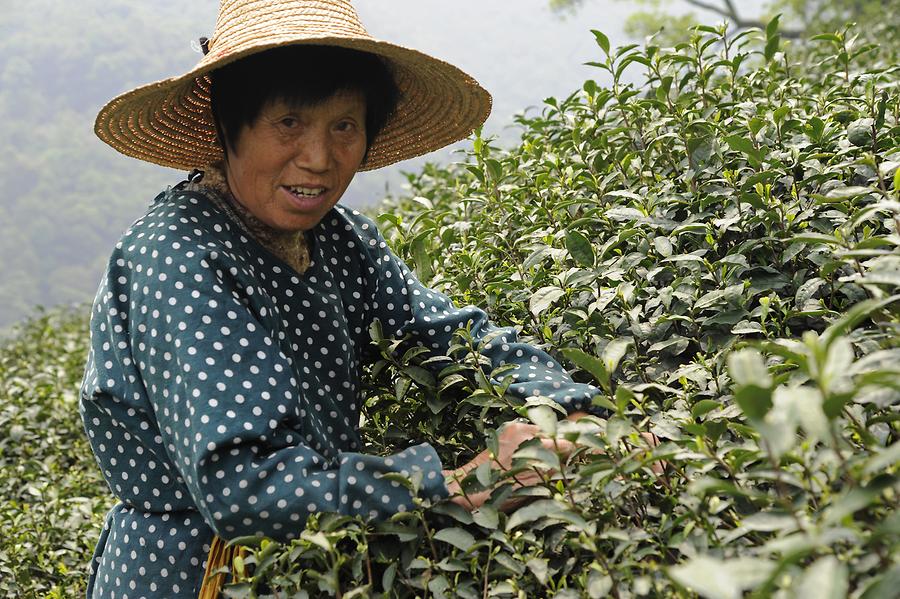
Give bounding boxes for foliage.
[223,19,900,599]
[0,308,112,599]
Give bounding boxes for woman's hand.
[569,411,667,477]
[443,420,575,511]
[443,412,666,511]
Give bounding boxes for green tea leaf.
[471,505,499,529]
[591,29,611,55]
[565,229,595,267]
[725,135,764,165]
[728,349,773,420]
[507,499,585,531]
[530,286,567,315]
[526,404,558,436]
[795,556,849,599]
[560,347,610,390]
[669,556,775,599]
[603,338,633,376]
[766,14,782,39]
[433,527,476,552]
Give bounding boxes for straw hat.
[94,0,492,172]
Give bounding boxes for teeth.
[288,186,325,197]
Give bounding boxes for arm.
[118,241,447,541]
[346,208,606,416]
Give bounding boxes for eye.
[277,116,299,129]
[335,120,358,133]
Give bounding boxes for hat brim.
[94,36,492,172]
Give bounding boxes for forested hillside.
[0,1,216,328]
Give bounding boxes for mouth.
[283,185,328,200]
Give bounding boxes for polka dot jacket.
[79,183,604,598]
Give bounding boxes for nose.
[293,128,331,173]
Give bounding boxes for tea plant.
[224,19,899,599]
[0,309,112,599]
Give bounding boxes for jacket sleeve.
[344,207,606,417]
[118,239,447,542]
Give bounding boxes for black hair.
[210,45,400,162]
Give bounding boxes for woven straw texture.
[94,0,492,171]
[197,535,247,599]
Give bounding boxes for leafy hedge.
[1,17,899,599]
[222,21,900,599]
[0,309,111,598]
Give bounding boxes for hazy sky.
[352,0,641,203]
[358,0,767,132]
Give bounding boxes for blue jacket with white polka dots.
[79,183,603,597]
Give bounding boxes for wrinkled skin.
[223,90,368,233]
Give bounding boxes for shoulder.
[314,205,399,275]
[91,188,269,322]
[121,188,238,250]
[313,206,418,292]
[315,204,389,252]
[112,188,255,272]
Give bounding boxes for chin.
[279,214,325,233]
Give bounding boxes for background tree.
[551,0,895,39]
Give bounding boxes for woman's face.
[224,90,367,232]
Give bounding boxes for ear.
[213,118,234,161]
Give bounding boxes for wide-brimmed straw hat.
[94,0,492,172]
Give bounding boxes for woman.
[82,1,604,596]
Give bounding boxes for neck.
[200,162,312,274]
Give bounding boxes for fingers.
[449,487,491,511]
[638,431,668,478]
[640,431,660,447]
[447,417,665,511]
[499,420,541,439]
[566,410,591,422]
[540,436,575,457]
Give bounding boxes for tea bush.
[222,20,900,599]
[0,309,112,598]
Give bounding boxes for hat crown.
[210,0,371,58]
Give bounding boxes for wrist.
[443,469,462,495]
